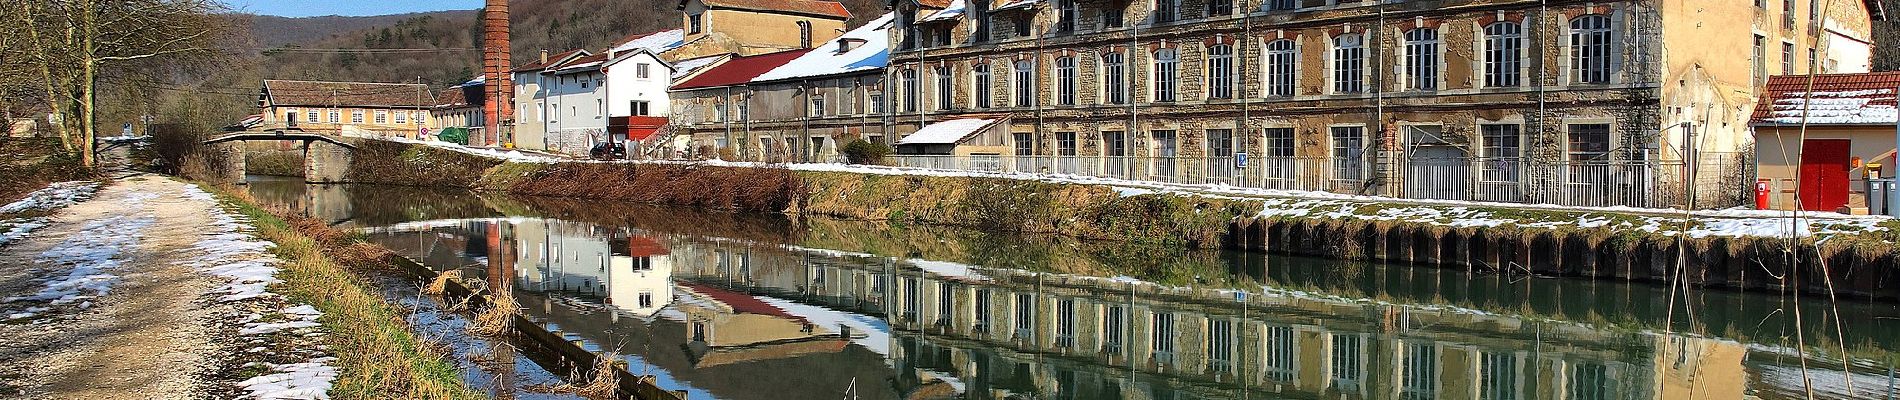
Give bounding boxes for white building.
[512,49,591,152]
[516,29,694,156]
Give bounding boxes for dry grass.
[466,289,519,337]
[573,353,622,400]
[210,187,486,399]
[422,269,463,296]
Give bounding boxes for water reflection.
[250,179,1900,400]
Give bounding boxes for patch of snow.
[754,296,892,356]
[237,358,339,400]
[669,55,723,80]
[611,29,686,54]
[892,119,995,145]
[907,259,990,282]
[5,214,155,304]
[0,218,49,246]
[752,13,893,82]
[921,0,966,22]
[0,181,99,214]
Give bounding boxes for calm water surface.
[244,176,1900,400]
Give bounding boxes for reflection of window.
[1151,312,1176,363]
[1264,325,1295,382]
[1401,342,1437,400]
[1569,362,1611,400]
[638,291,654,308]
[1331,333,1363,390]
[1103,305,1125,354]
[1055,298,1075,348]
[1208,319,1233,371]
[1480,351,1518,400]
[973,288,992,332]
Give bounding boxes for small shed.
[894,116,1009,155]
[1750,72,1900,212]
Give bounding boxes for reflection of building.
[606,236,675,316]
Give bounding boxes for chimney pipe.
[540,50,549,64]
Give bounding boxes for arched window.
[1014,60,1035,107]
[1483,22,1523,87]
[1054,57,1076,106]
[1332,33,1365,93]
[973,63,992,108]
[902,68,919,112]
[1403,28,1439,90]
[1570,15,1613,84]
[934,65,954,110]
[1263,39,1297,97]
[1205,44,1234,99]
[1153,48,1178,102]
[1102,52,1127,104]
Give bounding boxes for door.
[1799,139,1852,211]
[1405,126,1471,201]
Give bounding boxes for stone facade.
[674,73,889,162]
[885,0,1874,200]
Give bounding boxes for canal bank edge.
[344,140,1900,299]
[202,184,487,399]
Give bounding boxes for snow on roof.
[895,118,996,145]
[670,55,723,80]
[612,29,686,54]
[994,0,1039,11]
[752,13,893,82]
[1753,72,1900,126]
[921,0,965,22]
[458,76,484,87]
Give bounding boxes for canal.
[243,176,1900,400]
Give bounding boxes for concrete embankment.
[342,140,1900,299]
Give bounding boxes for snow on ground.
[0,181,100,215]
[173,185,337,399]
[0,218,48,247]
[3,191,158,308]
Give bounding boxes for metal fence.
[889,153,1751,209]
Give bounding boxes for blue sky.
[226,0,483,17]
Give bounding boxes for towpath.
[0,176,335,399]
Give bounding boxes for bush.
[840,139,892,165]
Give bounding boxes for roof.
[751,13,892,82]
[626,235,670,257]
[994,0,1039,11]
[689,0,852,19]
[262,80,433,108]
[514,49,590,72]
[671,55,726,80]
[676,281,807,323]
[914,0,952,8]
[1751,72,1900,126]
[670,49,810,90]
[612,29,687,54]
[921,0,965,22]
[896,118,1002,145]
[549,53,610,74]
[434,86,470,108]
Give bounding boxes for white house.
[513,49,591,152]
[540,52,611,155]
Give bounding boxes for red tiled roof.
[433,86,469,108]
[688,0,851,19]
[263,80,433,108]
[677,281,808,324]
[514,49,589,72]
[625,235,671,257]
[670,49,811,90]
[1751,72,1900,126]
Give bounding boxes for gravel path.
[0,176,331,399]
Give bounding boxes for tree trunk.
[78,2,96,167]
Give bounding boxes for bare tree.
[0,0,230,166]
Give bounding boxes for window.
[631,100,650,116]
[1206,44,1235,99]
[1480,352,1518,400]
[1264,39,1297,97]
[1207,129,1234,157]
[1103,52,1127,104]
[1264,128,1294,157]
[1783,0,1796,29]
[1151,313,1176,363]
[1013,14,1031,37]
[1332,126,1365,179]
[799,21,813,48]
[810,93,827,116]
[1809,48,1819,71]
[637,63,651,79]
[1782,42,1795,75]
[1484,22,1523,87]
[310,110,323,123]
[1056,132,1077,155]
[1569,362,1610,400]
[1481,124,1521,182]
[1014,60,1035,107]
[597,99,604,117]
[1103,131,1126,156]
[1567,123,1611,161]
[350,110,364,124]
[1264,326,1295,382]
[1014,132,1034,155]
[974,63,993,108]
[870,93,885,114]
[1401,342,1437,400]
[394,110,408,124]
[373,110,387,124]
[1570,15,1613,84]
[1055,298,1075,348]
[975,2,993,42]
[1155,0,1179,23]
[1753,34,1767,87]
[935,66,954,110]
[1153,48,1178,102]
[1334,33,1366,93]
[1331,334,1364,390]
[1103,305,1125,354]
[1404,28,1439,90]
[580,78,589,89]
[1102,6,1125,28]
[902,68,919,113]
[689,13,703,33]
[714,102,727,122]
[1056,0,1077,33]
[1206,0,1232,17]
[1266,0,1296,11]
[1055,57,1076,105]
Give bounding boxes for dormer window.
[836,38,867,54]
[689,14,704,34]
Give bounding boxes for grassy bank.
[0,138,93,203]
[208,186,484,399]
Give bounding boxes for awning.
[896,118,997,145]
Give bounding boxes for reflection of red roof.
[670,50,809,90]
[677,281,807,324]
[626,235,671,257]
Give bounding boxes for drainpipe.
[1128,0,1141,158]
[1034,23,1045,155]
[1241,1,1252,165]
[724,86,734,158]
[1372,3,1387,195]
[1536,0,1548,182]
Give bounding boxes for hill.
[241,11,478,48]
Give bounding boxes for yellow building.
[258,79,435,139]
[673,0,852,58]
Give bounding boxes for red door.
[1799,139,1852,211]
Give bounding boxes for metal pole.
[1890,85,1898,217]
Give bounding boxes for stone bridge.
[202,131,357,184]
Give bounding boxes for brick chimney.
[482,0,512,147]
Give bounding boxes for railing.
[889,154,1750,209]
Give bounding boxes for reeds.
[466,289,519,337]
